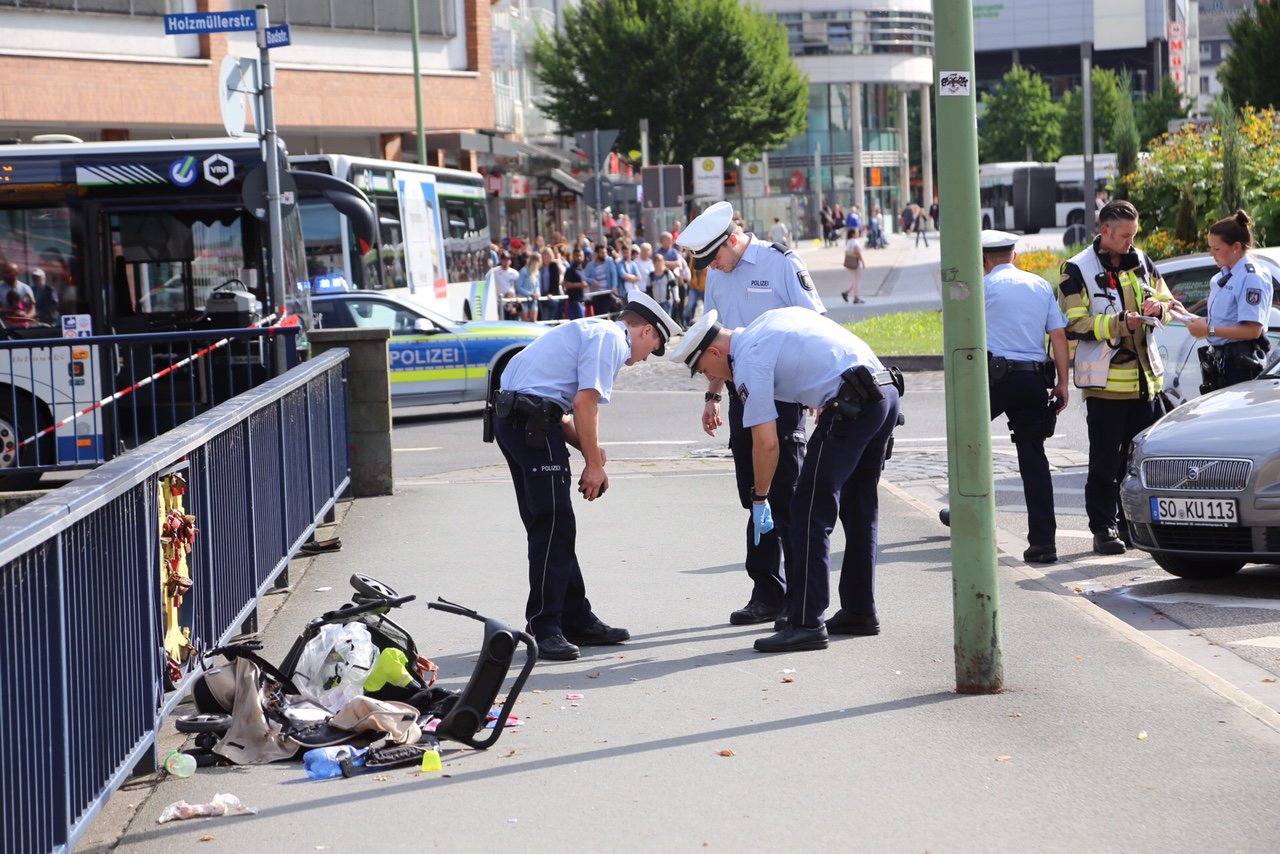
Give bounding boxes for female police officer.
[489,292,679,661]
[1183,209,1274,390]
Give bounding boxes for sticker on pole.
[938,71,971,97]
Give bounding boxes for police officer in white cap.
[676,201,826,627]
[487,292,681,661]
[670,306,901,652]
[940,231,1070,564]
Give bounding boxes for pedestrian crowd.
[485,223,708,329]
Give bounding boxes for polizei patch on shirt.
[1248,288,1263,305]
[749,279,771,291]
[736,384,750,403]
[797,270,815,291]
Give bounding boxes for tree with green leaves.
[532,0,807,171]
[978,66,1062,162]
[1060,67,1122,156]
[1134,75,1189,145]
[1112,71,1140,200]
[1217,1,1280,110]
[1214,98,1242,217]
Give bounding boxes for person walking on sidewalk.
[841,236,865,303]
[1059,200,1173,555]
[912,204,930,247]
[941,230,1069,564]
[669,307,901,652]
[768,217,790,247]
[676,201,825,628]
[488,292,680,661]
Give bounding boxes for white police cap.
[675,201,735,270]
[625,291,681,356]
[667,309,724,375]
[980,229,1019,251]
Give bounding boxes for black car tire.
[1152,553,1245,580]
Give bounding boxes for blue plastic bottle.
[302,746,366,779]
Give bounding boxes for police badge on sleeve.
[797,270,815,291]
[1247,288,1263,306]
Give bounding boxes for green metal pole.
[411,0,425,164]
[933,0,1003,693]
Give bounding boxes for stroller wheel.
[350,573,399,601]
[175,713,231,734]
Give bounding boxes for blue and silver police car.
[310,291,546,407]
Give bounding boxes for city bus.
[979,161,1038,231]
[0,136,373,486]
[980,155,1119,232]
[290,155,492,320]
[1054,153,1117,226]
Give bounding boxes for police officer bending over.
[487,292,680,661]
[676,201,825,629]
[1182,209,1274,391]
[978,230,1070,563]
[669,307,902,653]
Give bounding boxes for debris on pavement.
[157,793,258,824]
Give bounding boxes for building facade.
[756,0,935,233]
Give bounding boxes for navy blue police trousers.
[783,387,900,629]
[494,411,594,641]
[727,391,807,610]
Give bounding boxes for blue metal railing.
[0,348,349,854]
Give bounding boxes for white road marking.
[393,447,442,452]
[1229,636,1280,649]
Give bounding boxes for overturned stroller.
[176,573,537,774]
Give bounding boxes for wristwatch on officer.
[1208,325,1216,338]
[705,392,722,403]
[752,491,768,503]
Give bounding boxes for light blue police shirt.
[704,236,826,329]
[984,263,1066,362]
[1207,255,1274,346]
[729,307,883,429]
[499,318,630,412]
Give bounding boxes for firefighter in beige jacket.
[1058,200,1174,556]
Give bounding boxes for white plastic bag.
[291,622,377,712]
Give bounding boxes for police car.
[310,291,546,407]
[1154,248,1280,404]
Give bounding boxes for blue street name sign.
[163,11,258,35]
[265,24,291,48]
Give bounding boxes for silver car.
[1154,248,1280,404]
[1120,362,1280,578]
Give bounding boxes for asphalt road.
[389,226,1280,715]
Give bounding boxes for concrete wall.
[308,327,392,498]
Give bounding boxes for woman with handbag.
[841,237,865,303]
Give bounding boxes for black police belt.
[988,354,1052,385]
[492,389,565,447]
[823,365,899,420]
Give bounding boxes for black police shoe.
[772,617,790,632]
[753,624,829,652]
[1023,544,1058,564]
[537,634,581,661]
[824,609,880,635]
[730,601,785,626]
[939,507,950,527]
[1092,529,1125,556]
[563,618,630,646]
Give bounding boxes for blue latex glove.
[751,499,774,545]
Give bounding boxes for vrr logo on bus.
[203,154,235,187]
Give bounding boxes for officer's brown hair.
[1098,199,1139,226]
[1208,209,1254,249]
